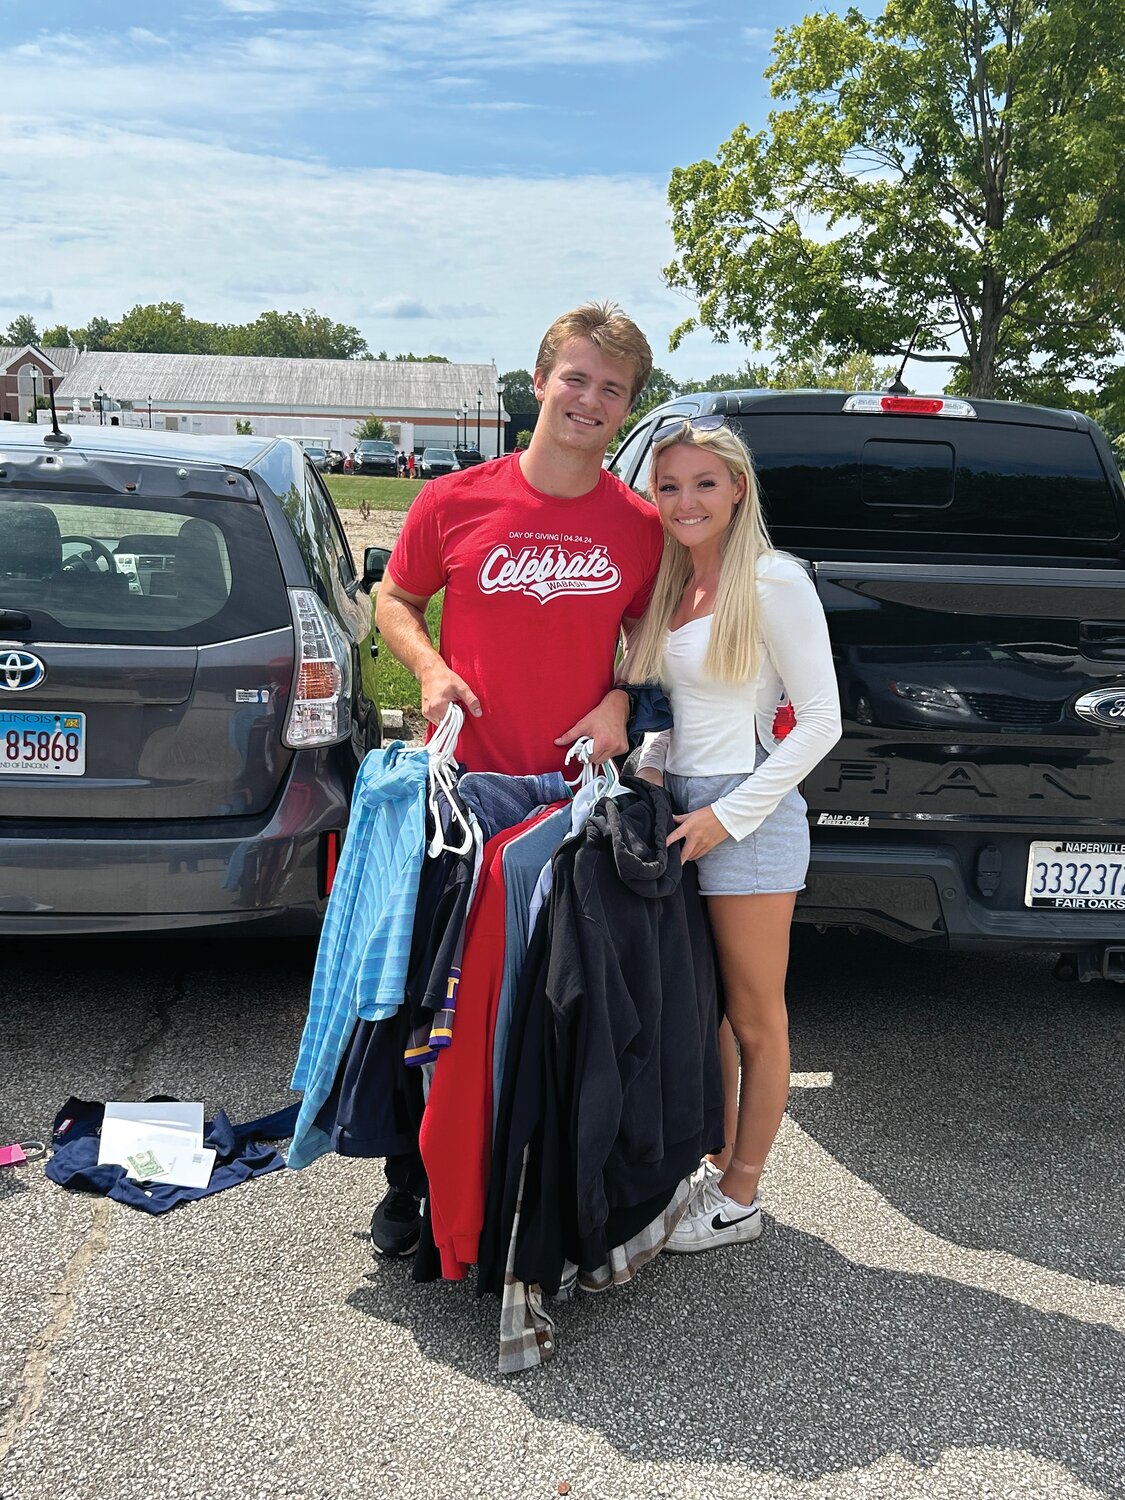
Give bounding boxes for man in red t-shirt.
[376,301,663,773]
[368,303,662,1257]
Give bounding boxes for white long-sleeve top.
[635,552,842,842]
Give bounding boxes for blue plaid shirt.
[289,743,429,1170]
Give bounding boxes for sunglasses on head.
[651,413,729,446]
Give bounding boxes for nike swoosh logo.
[712,1207,759,1230]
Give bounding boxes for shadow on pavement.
[349,1220,1124,1494]
[784,930,1124,1286]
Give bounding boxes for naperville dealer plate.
[1025,840,1125,910]
[0,710,86,776]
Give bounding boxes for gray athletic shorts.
[665,753,810,897]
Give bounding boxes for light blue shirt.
[289,743,429,1170]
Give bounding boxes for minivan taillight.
[284,588,351,749]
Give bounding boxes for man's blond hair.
[535,301,653,403]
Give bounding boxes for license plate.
[0,710,86,776]
[1025,840,1125,909]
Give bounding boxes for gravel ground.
[1,931,1122,1500]
[337,507,406,560]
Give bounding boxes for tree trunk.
[970,267,1005,398]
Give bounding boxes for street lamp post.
[148,394,153,429]
[94,387,106,425]
[29,368,38,422]
[495,380,505,459]
[476,387,482,451]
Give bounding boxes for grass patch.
[325,475,425,511]
[373,593,444,712]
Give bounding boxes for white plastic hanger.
[425,704,474,856]
[563,737,631,801]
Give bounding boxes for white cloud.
[464,101,538,113]
[366,300,497,320]
[0,117,735,379]
[1,2,701,137]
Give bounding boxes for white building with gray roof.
[50,351,509,455]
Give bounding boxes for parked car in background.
[324,447,345,474]
[0,426,384,936]
[420,446,459,478]
[303,444,330,472]
[454,446,485,469]
[352,439,398,476]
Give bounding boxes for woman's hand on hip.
[667,805,728,862]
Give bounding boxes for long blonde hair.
[625,421,773,685]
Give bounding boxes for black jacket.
[479,779,724,1295]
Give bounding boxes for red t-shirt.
[419,808,563,1280]
[387,453,663,774]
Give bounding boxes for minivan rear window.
[0,495,289,645]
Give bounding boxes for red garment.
[420,810,561,1280]
[387,453,663,775]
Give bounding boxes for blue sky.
[0,0,861,382]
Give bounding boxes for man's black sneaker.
[370,1186,422,1257]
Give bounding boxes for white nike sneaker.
[665,1177,762,1253]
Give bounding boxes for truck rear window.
[0,494,289,645]
[737,416,1120,554]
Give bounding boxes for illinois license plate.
[0,711,86,776]
[1025,840,1125,910]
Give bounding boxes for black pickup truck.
[610,390,1125,982]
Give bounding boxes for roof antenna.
[42,376,71,447]
[885,323,923,396]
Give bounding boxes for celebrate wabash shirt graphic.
[477,532,622,602]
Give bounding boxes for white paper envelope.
[97,1100,205,1171]
[123,1132,217,1190]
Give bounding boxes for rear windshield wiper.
[0,609,32,630]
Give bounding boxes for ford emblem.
[1074,689,1125,727]
[0,649,46,692]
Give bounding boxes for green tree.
[112,301,218,354]
[515,429,534,450]
[354,416,389,441]
[234,419,254,435]
[764,350,896,391]
[665,0,1125,399]
[391,352,450,363]
[5,315,38,346]
[69,316,115,351]
[500,369,536,415]
[40,324,71,348]
[221,309,367,359]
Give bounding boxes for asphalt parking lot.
[1,929,1122,1500]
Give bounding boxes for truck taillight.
[284,588,351,749]
[843,394,977,418]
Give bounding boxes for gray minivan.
[0,425,384,936]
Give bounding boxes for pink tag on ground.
[0,1144,28,1167]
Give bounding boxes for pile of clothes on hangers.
[289,705,724,1371]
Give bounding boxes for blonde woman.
[629,415,841,1252]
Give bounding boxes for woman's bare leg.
[706,891,796,1206]
[705,1018,740,1172]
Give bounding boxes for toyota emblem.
[0,650,46,692]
